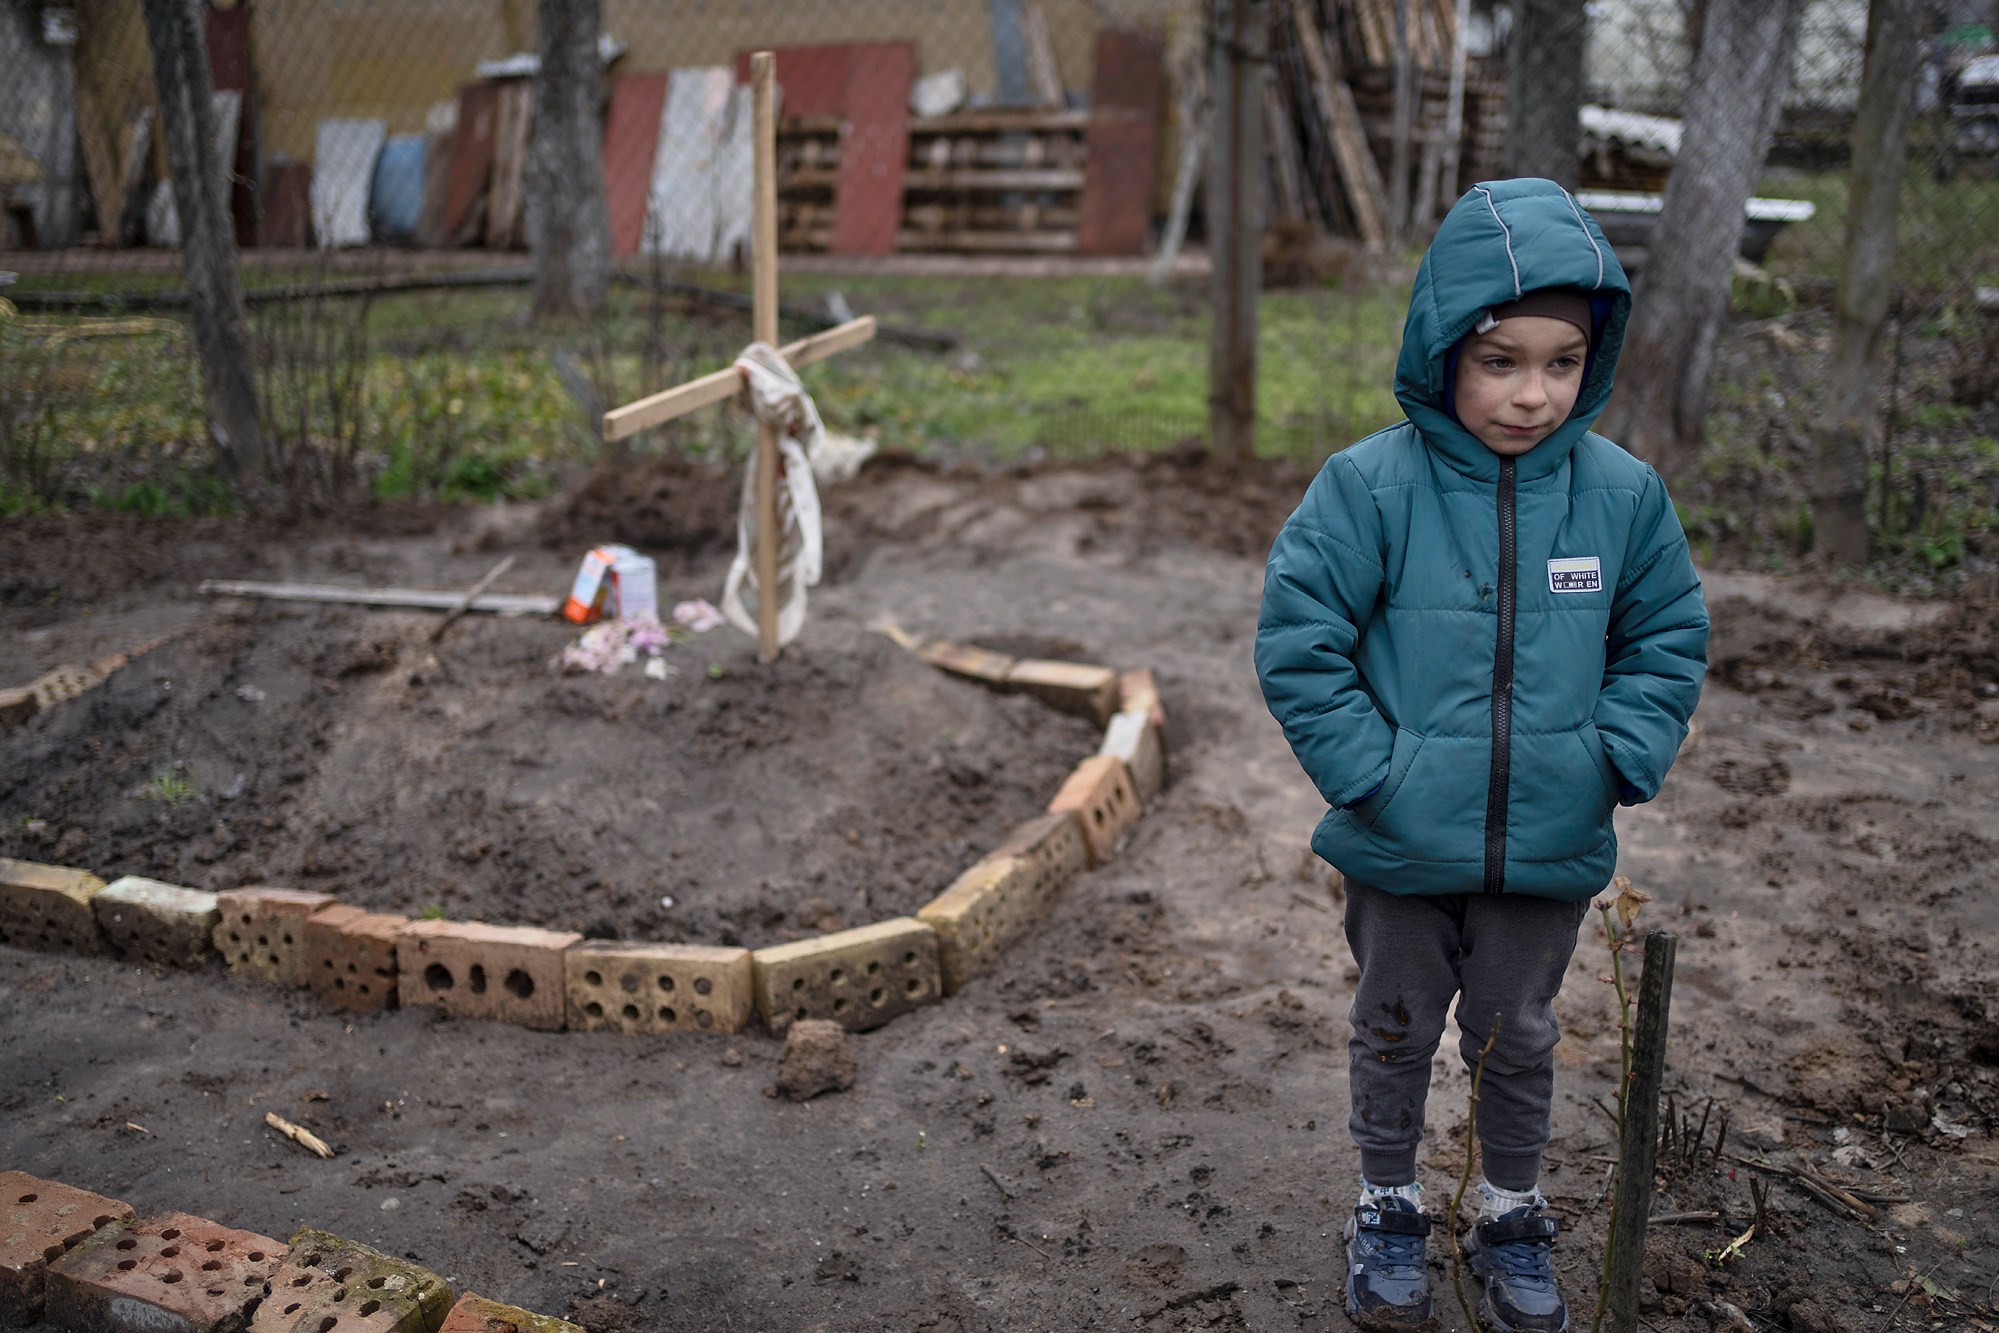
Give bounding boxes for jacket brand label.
[1547,555,1602,593]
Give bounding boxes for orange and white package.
[561,544,658,624]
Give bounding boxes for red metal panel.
[442,81,500,245]
[830,42,914,255]
[603,71,670,257]
[1076,29,1166,255]
[736,45,852,118]
[204,2,258,245]
[260,161,310,247]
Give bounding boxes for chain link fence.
[2,0,1995,568]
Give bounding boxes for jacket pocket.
[1351,728,1425,831]
[1504,726,1617,866]
[1580,720,1621,803]
[1361,733,1489,867]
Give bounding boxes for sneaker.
[1462,1204,1568,1332]
[1343,1195,1433,1329]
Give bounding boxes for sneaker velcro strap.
[1355,1205,1432,1236]
[1477,1212,1560,1245]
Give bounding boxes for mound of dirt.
[0,606,1097,946]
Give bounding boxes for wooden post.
[1388,0,1413,243]
[1208,0,1266,463]
[750,51,782,663]
[1606,930,1677,1333]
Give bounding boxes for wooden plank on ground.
[604,72,669,257]
[831,42,914,255]
[1076,29,1165,255]
[200,581,560,616]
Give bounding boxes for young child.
[1255,179,1708,1332]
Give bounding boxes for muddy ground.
[2,453,1995,1332]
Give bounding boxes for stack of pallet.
[1262,0,1504,246]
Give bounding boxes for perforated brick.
[303,906,409,1014]
[992,810,1090,904]
[0,1172,133,1326]
[1048,754,1142,867]
[916,638,1017,687]
[45,1209,286,1333]
[95,877,221,970]
[919,854,1063,994]
[1117,666,1167,733]
[752,918,941,1035]
[249,1227,451,1333]
[213,888,338,986]
[0,857,107,956]
[1005,659,1120,724]
[564,941,752,1035]
[396,921,580,1031]
[1099,706,1167,804]
[436,1293,580,1333]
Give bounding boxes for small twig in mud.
[1650,1211,1721,1225]
[980,1163,1016,1202]
[1007,1234,1050,1260]
[1711,1108,1729,1164]
[264,1110,335,1159]
[1693,1097,1716,1165]
[1447,1015,1501,1333]
[1590,1095,1620,1128]
[1706,1219,1757,1267]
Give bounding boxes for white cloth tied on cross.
[720,342,827,648]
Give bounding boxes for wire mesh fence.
[1,0,1995,570]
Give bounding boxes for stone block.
[919,855,1064,994]
[303,906,409,1015]
[0,857,107,956]
[1099,706,1167,804]
[1048,754,1142,867]
[0,1172,133,1326]
[1117,667,1167,733]
[396,920,581,1031]
[437,1293,581,1333]
[1005,659,1120,724]
[752,918,941,1036]
[991,811,1090,906]
[45,1209,287,1333]
[916,638,1017,687]
[95,877,221,970]
[249,1227,451,1333]
[564,941,753,1035]
[213,888,338,986]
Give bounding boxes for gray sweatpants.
[1344,878,1591,1192]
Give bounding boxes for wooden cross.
[601,51,876,662]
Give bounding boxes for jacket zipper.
[1483,456,1517,894]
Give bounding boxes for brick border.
[0,640,1166,1040]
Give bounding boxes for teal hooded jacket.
[1254,179,1708,901]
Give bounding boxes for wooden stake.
[1605,930,1676,1333]
[430,554,516,642]
[751,50,781,663]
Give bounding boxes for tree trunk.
[529,0,611,319]
[1597,0,1801,476]
[1503,0,1585,187]
[1208,0,1266,462]
[1812,0,1921,566]
[140,0,265,482]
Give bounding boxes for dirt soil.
[2,452,1996,1332]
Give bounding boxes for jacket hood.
[1393,178,1632,483]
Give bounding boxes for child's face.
[1452,316,1591,457]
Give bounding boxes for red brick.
[1006,659,1120,724]
[1048,754,1142,866]
[249,1227,451,1333]
[1117,667,1167,734]
[437,1292,582,1333]
[0,857,107,956]
[213,888,337,986]
[45,1210,286,1333]
[303,906,409,1015]
[991,811,1090,904]
[0,1172,133,1326]
[397,920,580,1031]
